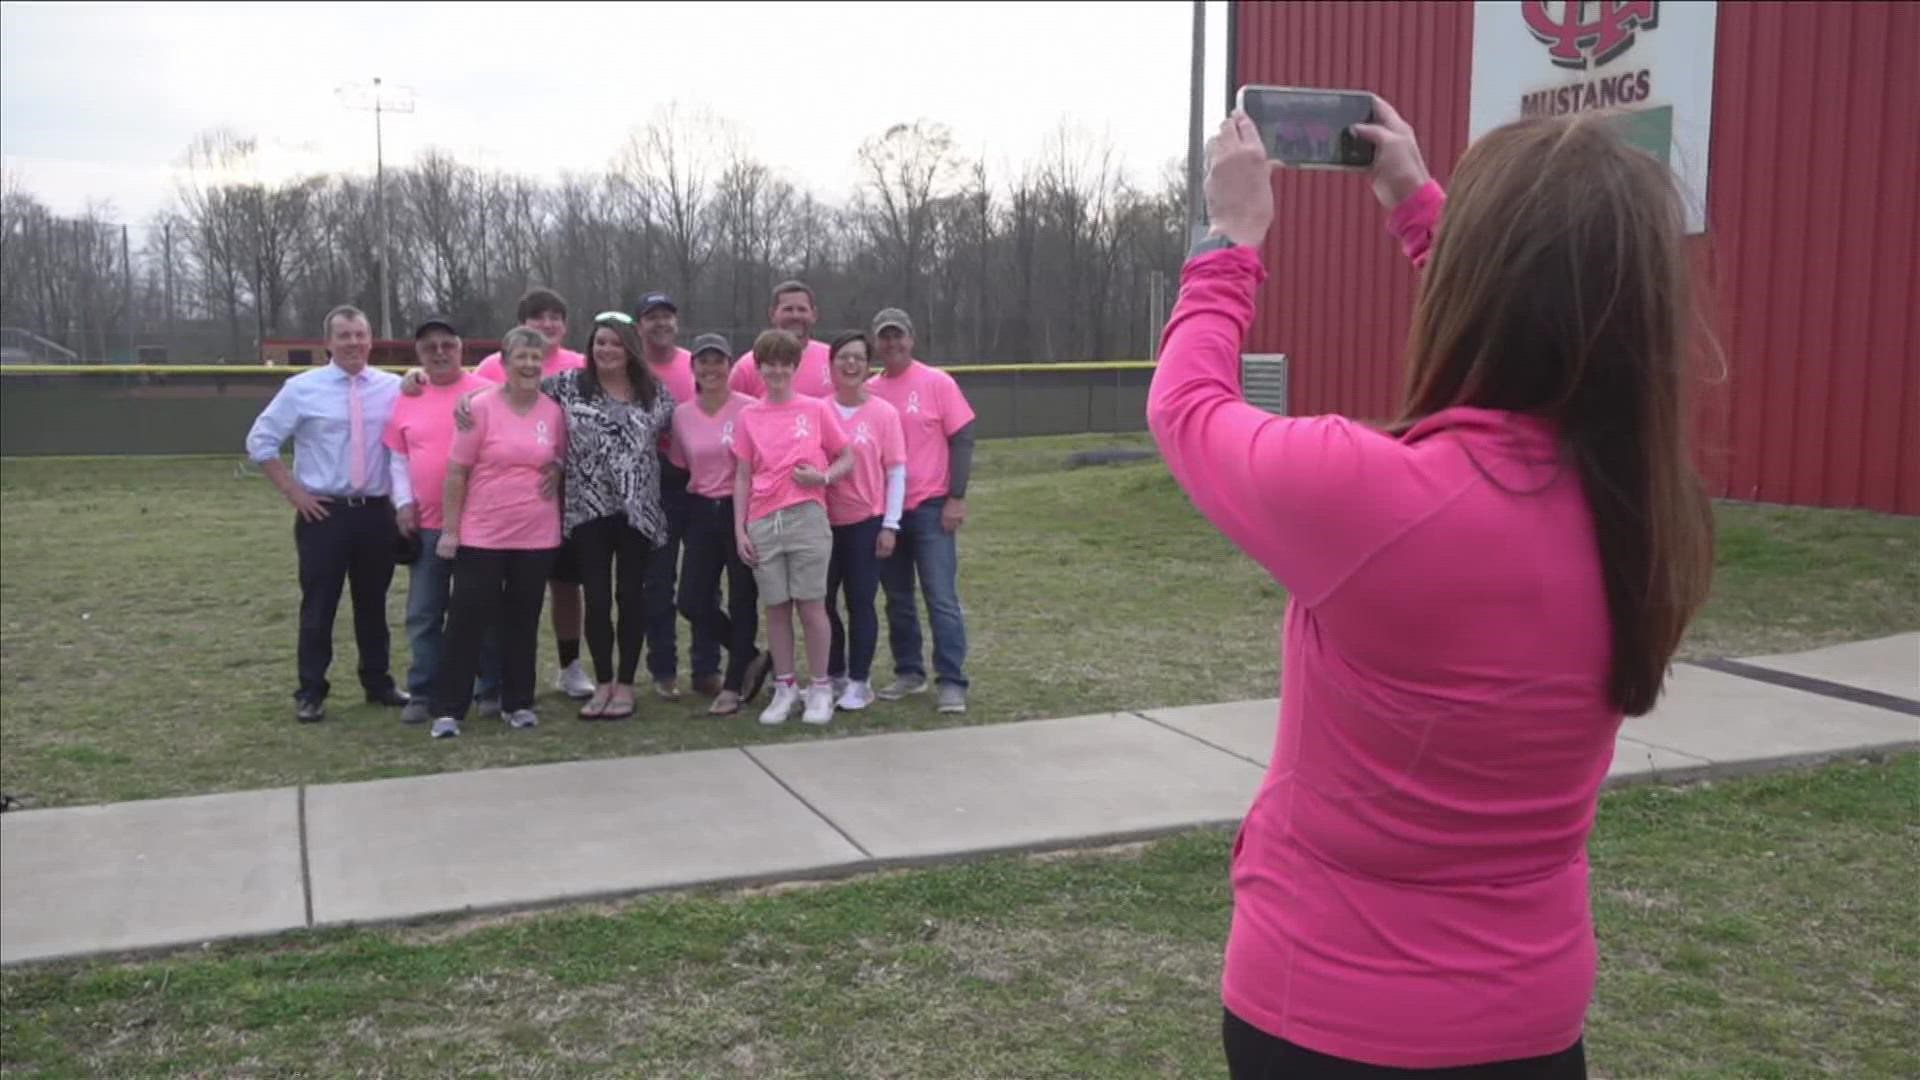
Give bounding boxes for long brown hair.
[1397,113,1713,717]
[582,316,660,407]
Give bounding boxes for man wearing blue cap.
[634,292,723,698]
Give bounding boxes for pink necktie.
[347,374,367,492]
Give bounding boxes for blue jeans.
[880,498,968,687]
[826,516,884,681]
[647,460,722,681]
[407,527,500,701]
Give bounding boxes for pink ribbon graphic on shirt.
[905,391,921,415]
[719,420,734,447]
[792,414,811,439]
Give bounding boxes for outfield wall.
[0,364,1154,457]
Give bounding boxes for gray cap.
[870,307,914,336]
[690,332,733,359]
[412,315,459,339]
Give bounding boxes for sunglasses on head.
[594,311,635,325]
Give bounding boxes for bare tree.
[618,103,725,303]
[855,120,961,316]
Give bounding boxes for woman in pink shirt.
[731,329,854,727]
[430,326,569,739]
[821,331,907,712]
[669,333,773,716]
[1149,102,1713,1076]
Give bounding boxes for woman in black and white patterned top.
[541,312,676,720]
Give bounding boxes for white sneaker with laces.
[837,680,876,712]
[760,682,801,726]
[556,660,595,700]
[802,683,835,725]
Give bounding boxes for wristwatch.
[1188,232,1240,259]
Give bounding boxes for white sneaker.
[759,682,801,726]
[837,680,876,712]
[802,683,835,725]
[832,676,849,699]
[430,717,460,739]
[556,660,595,700]
[505,708,538,730]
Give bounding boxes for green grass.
[2,434,1915,808]
[1,755,1913,1077]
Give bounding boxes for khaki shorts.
[747,501,832,606]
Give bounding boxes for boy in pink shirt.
[820,330,907,712]
[730,329,854,726]
[727,280,836,399]
[668,333,773,716]
[380,317,492,720]
[865,308,977,714]
[430,328,567,739]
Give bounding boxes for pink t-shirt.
[1145,182,1619,1069]
[729,394,850,523]
[825,396,907,526]
[447,390,566,550]
[473,347,585,384]
[381,372,489,529]
[867,360,976,510]
[669,392,756,500]
[728,339,835,399]
[649,347,697,406]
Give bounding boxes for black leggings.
[677,494,760,691]
[572,514,653,686]
[435,545,556,721]
[1222,1010,1586,1080]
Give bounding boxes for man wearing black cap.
[381,317,497,724]
[634,291,724,698]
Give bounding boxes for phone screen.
[1239,87,1376,170]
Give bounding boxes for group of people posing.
[245,281,977,737]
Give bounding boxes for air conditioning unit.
[1240,353,1289,415]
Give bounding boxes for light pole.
[1187,0,1207,244]
[336,77,414,341]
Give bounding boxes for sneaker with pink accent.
[759,681,801,726]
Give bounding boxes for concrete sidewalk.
[4,633,1915,966]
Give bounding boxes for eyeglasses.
[594,311,634,325]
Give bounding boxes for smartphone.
[1236,85,1377,170]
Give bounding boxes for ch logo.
[792,414,812,440]
[1523,0,1659,70]
[905,391,922,415]
[719,420,734,447]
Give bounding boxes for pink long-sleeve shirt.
[1147,183,1618,1069]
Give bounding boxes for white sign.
[1469,1,1718,233]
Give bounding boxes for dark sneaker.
[295,699,326,723]
[935,682,968,715]
[877,674,928,701]
[399,701,432,725]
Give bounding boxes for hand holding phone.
[1237,86,1377,170]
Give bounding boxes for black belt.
[324,494,390,508]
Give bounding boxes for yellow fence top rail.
[0,360,1156,378]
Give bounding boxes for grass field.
[1,754,1912,1077]
[2,433,1916,808]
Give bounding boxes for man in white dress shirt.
[245,305,410,723]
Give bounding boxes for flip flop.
[579,690,613,720]
[602,690,636,720]
[709,690,742,717]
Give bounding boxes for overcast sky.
[1,0,1231,224]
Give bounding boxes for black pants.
[647,458,723,681]
[293,498,399,703]
[572,514,652,686]
[1222,1010,1586,1080]
[676,495,760,691]
[826,515,885,681]
[435,546,556,721]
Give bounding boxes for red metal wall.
[1233,1,1919,514]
